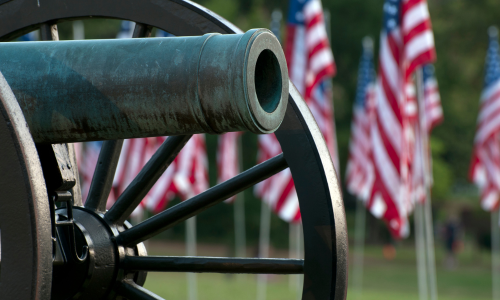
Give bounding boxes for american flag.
[285,0,338,169]
[255,0,337,223]
[470,27,500,211]
[423,64,443,131]
[171,134,208,201]
[285,0,336,100]
[368,0,436,238]
[346,38,376,201]
[217,132,242,203]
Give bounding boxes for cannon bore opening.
[255,49,282,114]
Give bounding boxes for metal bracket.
[51,191,88,264]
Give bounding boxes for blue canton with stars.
[287,0,311,25]
[485,30,500,89]
[382,0,402,33]
[355,43,375,108]
[423,64,436,85]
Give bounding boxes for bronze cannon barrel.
[0,29,288,144]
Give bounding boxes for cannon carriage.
[0,0,348,299]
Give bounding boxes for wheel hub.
[51,206,147,300]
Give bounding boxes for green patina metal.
[0,29,288,144]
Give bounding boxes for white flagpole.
[414,68,429,300]
[234,135,247,259]
[416,67,438,300]
[352,199,366,296]
[492,210,500,300]
[186,216,198,300]
[423,195,438,300]
[415,202,429,300]
[256,202,271,300]
[234,194,247,257]
[289,223,298,289]
[295,223,303,300]
[289,222,303,297]
[72,20,85,40]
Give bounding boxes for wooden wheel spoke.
[132,23,153,38]
[40,23,59,41]
[85,140,124,212]
[116,279,164,300]
[117,153,288,246]
[105,135,192,224]
[121,256,304,274]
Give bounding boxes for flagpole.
[295,223,303,300]
[416,67,438,300]
[256,201,271,300]
[492,210,500,300]
[72,20,85,40]
[352,198,366,296]
[234,135,247,259]
[289,223,298,289]
[234,194,247,257]
[186,216,198,300]
[415,201,429,300]
[288,223,303,294]
[423,192,438,300]
[414,69,429,300]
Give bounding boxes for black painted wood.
[105,135,191,225]
[117,154,288,246]
[85,140,124,212]
[122,256,304,274]
[116,280,163,300]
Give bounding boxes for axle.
[0,29,288,144]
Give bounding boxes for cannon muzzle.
[0,29,288,144]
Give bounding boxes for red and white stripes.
[255,134,301,223]
[471,80,500,211]
[368,0,436,238]
[424,74,443,131]
[285,0,336,99]
[346,85,376,201]
[402,0,435,77]
[217,132,242,203]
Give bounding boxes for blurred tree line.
[54,0,500,248]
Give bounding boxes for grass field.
[142,241,493,300]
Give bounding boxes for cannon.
[0,1,348,299]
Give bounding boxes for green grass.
[142,242,493,299]
[144,273,299,300]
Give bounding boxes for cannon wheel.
[0,0,348,299]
